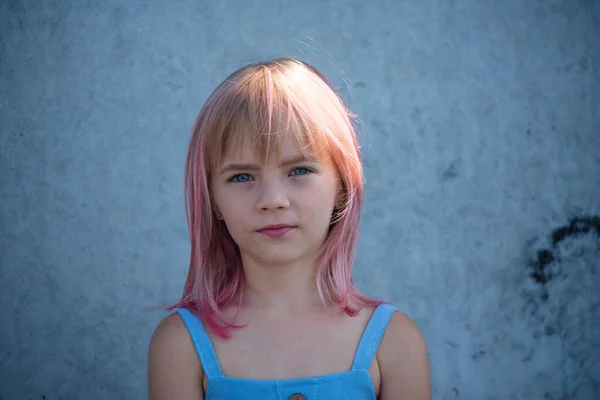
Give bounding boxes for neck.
[239,254,323,311]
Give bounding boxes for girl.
[148,57,431,399]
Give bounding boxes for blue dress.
[176,303,397,400]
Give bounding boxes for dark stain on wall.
[549,216,600,247]
[527,215,600,301]
[530,249,554,284]
[442,159,461,181]
[471,349,486,361]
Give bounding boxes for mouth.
[257,224,296,238]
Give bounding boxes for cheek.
[221,214,248,247]
[304,183,337,220]
[220,194,255,232]
[221,203,248,230]
[214,184,245,214]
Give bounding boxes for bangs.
[204,62,345,171]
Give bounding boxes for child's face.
[211,134,340,267]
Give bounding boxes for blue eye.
[290,167,312,176]
[229,174,254,183]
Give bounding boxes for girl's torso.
[177,303,397,400]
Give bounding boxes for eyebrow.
[219,154,317,175]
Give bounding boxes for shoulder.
[378,310,426,354]
[147,312,204,399]
[376,310,431,400]
[149,312,195,358]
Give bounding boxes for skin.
[148,134,431,399]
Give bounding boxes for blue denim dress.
[176,303,397,400]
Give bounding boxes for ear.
[334,178,346,209]
[212,206,223,220]
[333,194,345,211]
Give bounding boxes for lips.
[257,224,296,238]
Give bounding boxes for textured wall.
[1,0,599,399]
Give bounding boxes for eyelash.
[227,167,315,183]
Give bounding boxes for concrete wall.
[1,0,598,398]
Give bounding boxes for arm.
[147,313,205,400]
[377,312,431,400]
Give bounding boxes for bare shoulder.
[147,312,204,400]
[376,311,431,400]
[378,311,426,354]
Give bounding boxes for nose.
[256,179,290,212]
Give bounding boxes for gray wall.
[1,0,599,399]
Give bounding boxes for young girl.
[148,57,431,399]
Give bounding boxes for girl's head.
[175,57,379,336]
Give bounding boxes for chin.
[247,247,307,266]
[258,252,300,266]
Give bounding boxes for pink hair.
[169,57,381,338]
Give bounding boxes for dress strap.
[351,303,397,371]
[176,308,223,378]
